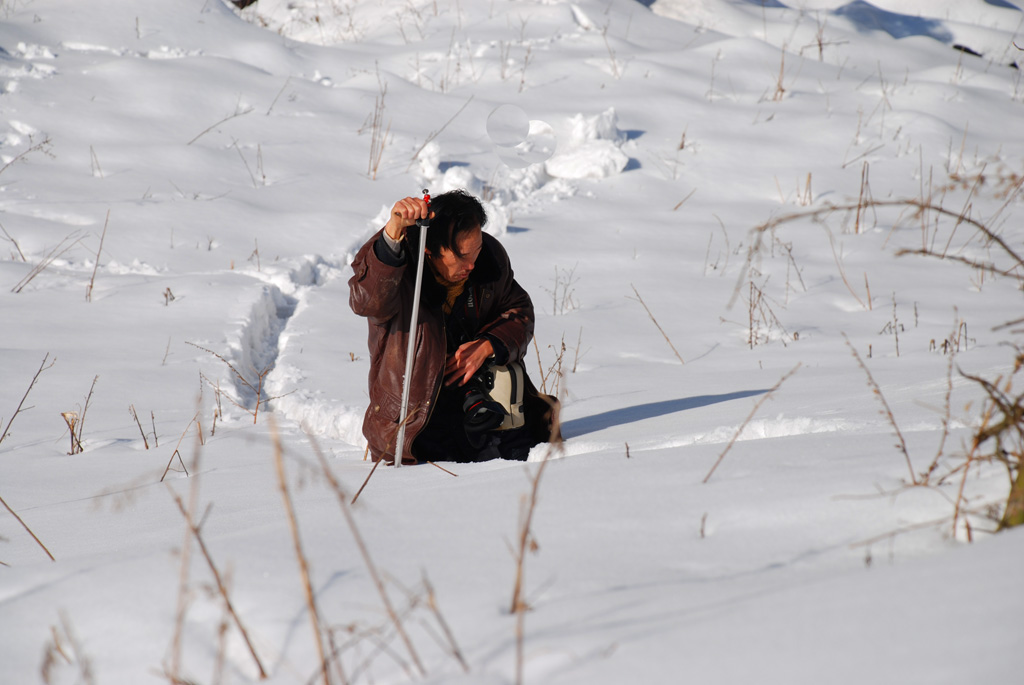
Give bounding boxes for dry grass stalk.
[265,75,291,115]
[1,352,55,448]
[950,441,979,541]
[1,221,27,260]
[733,188,1024,309]
[61,412,83,455]
[532,337,548,395]
[189,341,283,424]
[41,624,72,682]
[921,313,961,483]
[825,228,868,310]
[78,375,98,447]
[367,72,391,180]
[0,134,53,177]
[342,621,416,682]
[164,430,203,683]
[799,172,813,206]
[629,283,684,365]
[771,46,786,101]
[232,137,260,189]
[427,460,459,477]
[518,45,533,93]
[773,237,806,304]
[129,404,150,449]
[270,418,334,685]
[11,231,85,294]
[993,316,1024,335]
[187,103,253,146]
[849,514,952,551]
[168,490,268,679]
[673,187,697,211]
[61,375,98,456]
[572,326,585,373]
[938,161,986,256]
[248,238,261,271]
[843,333,916,484]
[420,571,470,673]
[407,95,473,170]
[85,212,108,303]
[0,492,56,561]
[854,161,873,234]
[747,276,790,348]
[875,293,902,357]
[702,363,801,483]
[532,335,567,397]
[310,436,426,678]
[544,264,580,316]
[601,24,621,79]
[509,437,563,685]
[160,410,200,482]
[351,455,381,505]
[41,611,94,685]
[894,248,1021,281]
[958,347,1024,530]
[214,609,230,685]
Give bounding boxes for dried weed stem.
[85,210,110,302]
[0,492,55,561]
[1,352,55,448]
[629,283,684,365]
[843,333,916,484]
[168,490,268,679]
[270,419,334,685]
[310,437,426,678]
[702,363,801,483]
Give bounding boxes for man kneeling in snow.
[348,189,560,465]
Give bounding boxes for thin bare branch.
[271,419,333,685]
[168,490,268,679]
[0,221,26,260]
[843,334,916,484]
[86,211,110,302]
[702,363,801,483]
[187,105,254,146]
[407,95,474,170]
[311,436,426,677]
[0,135,52,177]
[0,492,55,561]
[629,284,685,365]
[1,353,55,448]
[11,232,85,294]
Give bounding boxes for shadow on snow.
[833,1,954,42]
[561,389,768,439]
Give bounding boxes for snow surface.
[2,0,1023,683]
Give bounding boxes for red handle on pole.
[416,189,431,227]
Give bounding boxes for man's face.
[428,226,483,283]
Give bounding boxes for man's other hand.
[445,338,495,386]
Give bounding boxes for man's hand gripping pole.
[394,189,431,467]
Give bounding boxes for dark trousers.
[412,383,534,462]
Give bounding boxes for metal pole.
[393,191,430,467]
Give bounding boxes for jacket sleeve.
[478,237,535,363]
[348,229,408,326]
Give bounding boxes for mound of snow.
[545,108,629,180]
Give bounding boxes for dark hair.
[412,189,487,258]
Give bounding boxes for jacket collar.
[418,232,501,307]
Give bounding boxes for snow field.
[2,0,1023,683]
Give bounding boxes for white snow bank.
[545,108,630,180]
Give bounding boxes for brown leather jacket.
[349,228,540,464]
